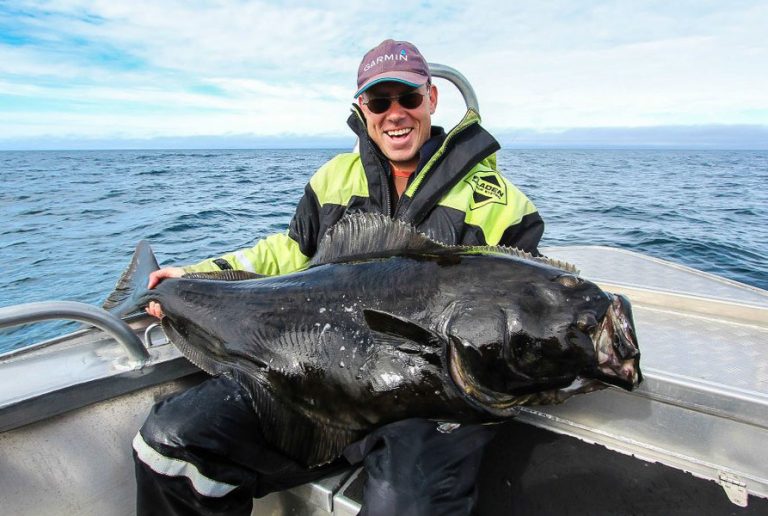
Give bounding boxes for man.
[135,39,544,515]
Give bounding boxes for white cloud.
[1,0,766,142]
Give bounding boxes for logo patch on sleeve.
[465,171,507,210]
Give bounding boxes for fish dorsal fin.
[183,271,266,281]
[309,213,446,266]
[539,256,579,274]
[309,213,578,274]
[466,246,580,274]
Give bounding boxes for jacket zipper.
[404,109,480,198]
[379,153,393,217]
[352,107,483,219]
[394,110,481,220]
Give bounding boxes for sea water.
[1,148,766,352]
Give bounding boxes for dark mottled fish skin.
[109,214,641,467]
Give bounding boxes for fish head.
[504,271,641,390]
[589,292,642,389]
[446,268,641,415]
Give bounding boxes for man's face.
[358,81,438,171]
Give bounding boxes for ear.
[428,83,438,115]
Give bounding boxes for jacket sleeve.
[183,183,323,276]
[498,210,545,256]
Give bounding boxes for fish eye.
[555,274,581,288]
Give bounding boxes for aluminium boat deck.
[514,246,768,507]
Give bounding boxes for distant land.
[0,125,766,151]
[494,125,768,150]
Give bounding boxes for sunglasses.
[363,90,427,114]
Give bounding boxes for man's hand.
[145,267,185,318]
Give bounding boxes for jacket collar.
[347,105,500,224]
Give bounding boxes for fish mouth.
[591,294,642,390]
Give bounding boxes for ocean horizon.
[2,123,767,151]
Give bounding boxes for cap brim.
[354,71,429,98]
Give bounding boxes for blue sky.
[1,1,766,149]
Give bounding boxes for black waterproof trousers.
[133,375,496,516]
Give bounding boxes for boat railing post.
[428,63,480,113]
[0,301,149,368]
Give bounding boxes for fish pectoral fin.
[363,309,441,349]
[365,332,434,364]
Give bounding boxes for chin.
[384,148,418,164]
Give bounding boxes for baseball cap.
[355,39,431,98]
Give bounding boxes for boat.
[1,65,767,515]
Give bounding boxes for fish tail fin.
[102,240,160,318]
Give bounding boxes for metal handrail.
[0,301,149,368]
[428,63,479,113]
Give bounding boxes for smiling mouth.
[385,128,413,139]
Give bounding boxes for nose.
[385,101,408,120]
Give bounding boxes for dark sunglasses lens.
[398,92,424,109]
[367,98,392,114]
[366,92,425,114]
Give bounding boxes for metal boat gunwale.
[0,310,197,433]
[0,311,150,361]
